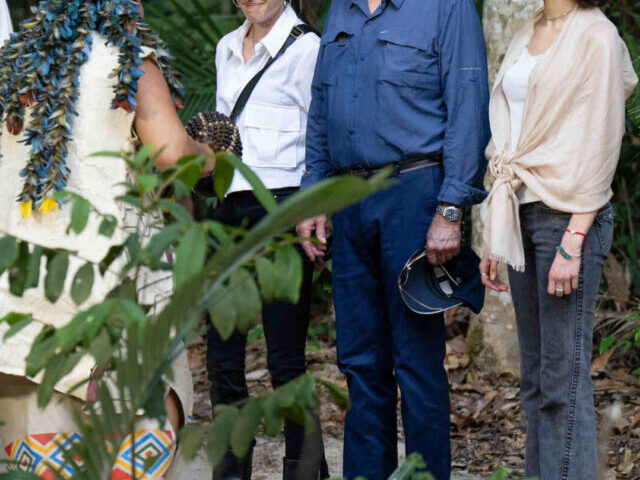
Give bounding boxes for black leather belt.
[340,153,443,179]
[226,186,299,204]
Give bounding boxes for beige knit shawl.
[482,7,638,271]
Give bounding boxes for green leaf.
[389,453,427,480]
[273,245,302,304]
[213,153,235,200]
[89,328,113,367]
[56,310,91,351]
[261,394,284,436]
[37,351,84,408]
[70,197,91,234]
[172,178,190,199]
[145,224,182,264]
[0,236,19,275]
[25,327,58,377]
[220,153,277,213]
[207,406,240,467]
[115,194,142,209]
[177,155,206,190]
[486,468,511,480]
[317,377,350,408]
[115,299,147,329]
[230,401,263,458]
[600,335,616,354]
[138,174,159,193]
[71,263,95,306]
[99,215,118,238]
[255,257,275,303]
[45,252,69,303]
[295,374,317,408]
[159,199,194,225]
[178,424,205,460]
[207,284,237,341]
[91,150,126,158]
[229,269,262,333]
[25,246,43,289]
[100,244,124,275]
[9,242,29,297]
[134,145,155,167]
[175,225,207,288]
[1,313,34,341]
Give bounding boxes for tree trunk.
[468,0,542,377]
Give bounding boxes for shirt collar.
[349,0,404,10]
[228,5,299,61]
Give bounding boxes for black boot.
[283,413,329,480]
[283,457,330,480]
[212,447,253,480]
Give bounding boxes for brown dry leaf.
[447,335,467,355]
[592,349,614,376]
[610,369,639,385]
[595,378,625,391]
[631,411,640,430]
[621,446,634,474]
[603,254,631,306]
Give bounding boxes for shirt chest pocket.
[320,28,355,85]
[243,102,301,169]
[378,31,439,90]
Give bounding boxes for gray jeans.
[508,202,614,480]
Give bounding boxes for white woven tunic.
[0,33,193,416]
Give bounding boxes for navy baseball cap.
[398,246,485,315]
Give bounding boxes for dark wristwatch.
[436,204,462,222]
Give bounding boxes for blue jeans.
[332,166,451,480]
[508,202,614,480]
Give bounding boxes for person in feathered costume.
[0,1,215,478]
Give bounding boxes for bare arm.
[134,59,213,173]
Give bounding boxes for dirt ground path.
[175,435,483,480]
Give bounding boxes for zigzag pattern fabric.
[4,428,175,479]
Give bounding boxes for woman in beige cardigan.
[479,0,637,479]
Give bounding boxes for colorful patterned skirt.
[0,375,180,479]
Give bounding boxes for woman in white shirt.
[207,2,326,480]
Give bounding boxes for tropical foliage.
[0,147,389,478]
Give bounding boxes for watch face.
[443,206,461,221]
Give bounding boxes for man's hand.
[425,214,461,265]
[296,215,329,262]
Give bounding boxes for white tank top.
[502,47,542,204]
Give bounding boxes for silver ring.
[555,287,564,292]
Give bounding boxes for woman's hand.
[480,250,509,292]
[547,233,583,297]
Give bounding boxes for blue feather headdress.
[0,0,184,216]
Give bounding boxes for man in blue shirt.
[297,0,490,479]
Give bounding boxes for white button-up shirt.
[215,6,320,194]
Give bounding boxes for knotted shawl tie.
[482,150,526,272]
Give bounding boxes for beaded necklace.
[0,0,183,215]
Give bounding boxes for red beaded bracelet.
[565,228,591,253]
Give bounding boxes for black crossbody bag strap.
[229,24,315,123]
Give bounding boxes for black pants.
[206,188,316,460]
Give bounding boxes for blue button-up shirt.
[301,0,490,206]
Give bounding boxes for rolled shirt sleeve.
[437,0,490,206]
